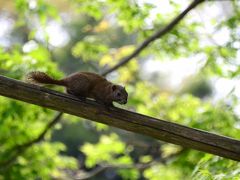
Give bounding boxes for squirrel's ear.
[112,85,117,91]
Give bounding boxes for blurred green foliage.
[0,0,240,179]
[81,134,133,168]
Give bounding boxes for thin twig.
[75,149,186,180]
[102,0,205,76]
[75,161,157,180]
[0,112,63,170]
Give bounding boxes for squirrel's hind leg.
[66,89,87,102]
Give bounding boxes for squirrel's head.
[111,85,128,105]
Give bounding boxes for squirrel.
[26,71,128,106]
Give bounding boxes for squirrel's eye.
[117,93,121,96]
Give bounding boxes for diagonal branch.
[0,112,63,170]
[102,0,205,76]
[0,76,240,162]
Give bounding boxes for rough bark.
[0,75,240,161]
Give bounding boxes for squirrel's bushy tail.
[26,71,66,86]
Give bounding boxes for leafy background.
[0,0,240,179]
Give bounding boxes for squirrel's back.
[66,72,106,83]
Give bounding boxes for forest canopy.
[0,0,240,179]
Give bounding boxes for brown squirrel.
[26,71,128,106]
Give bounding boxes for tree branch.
[75,149,186,180]
[0,75,240,162]
[0,112,63,170]
[102,0,205,76]
[75,163,155,180]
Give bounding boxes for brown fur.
[26,71,128,106]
